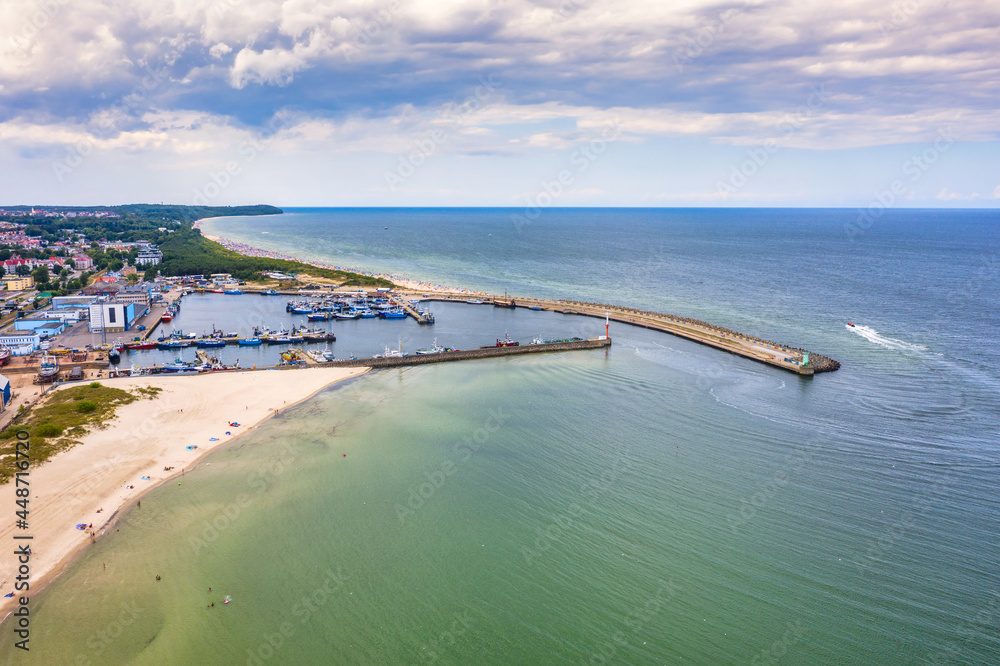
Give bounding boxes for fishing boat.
[0,345,12,367]
[157,339,192,349]
[37,355,60,382]
[263,335,292,344]
[108,347,121,364]
[374,347,405,359]
[261,289,279,295]
[307,311,333,321]
[196,338,226,348]
[162,357,198,373]
[357,309,377,318]
[378,308,407,319]
[528,306,543,311]
[160,313,173,322]
[238,337,263,346]
[124,341,157,350]
[302,331,337,342]
[415,339,455,355]
[224,289,244,295]
[493,291,516,309]
[290,305,314,315]
[494,332,519,347]
[336,311,358,320]
[323,346,336,361]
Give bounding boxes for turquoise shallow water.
[3,208,999,664]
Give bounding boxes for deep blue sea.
[6,208,998,664]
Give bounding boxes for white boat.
[466,299,484,304]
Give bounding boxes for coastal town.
[0,204,841,626]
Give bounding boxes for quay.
[324,336,611,369]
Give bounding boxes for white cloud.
[209,43,232,59]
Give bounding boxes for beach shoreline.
[0,365,369,620]
[194,217,484,295]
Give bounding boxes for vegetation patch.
[0,384,163,484]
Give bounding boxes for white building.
[135,247,163,266]
[0,333,40,355]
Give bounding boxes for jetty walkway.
[413,293,839,375]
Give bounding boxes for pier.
[415,293,839,375]
[324,336,611,369]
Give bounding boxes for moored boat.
[494,332,519,347]
[238,337,263,346]
[0,345,12,367]
[261,289,279,295]
[37,354,60,382]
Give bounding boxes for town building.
[72,254,94,270]
[88,301,138,333]
[135,247,163,266]
[2,276,34,291]
[0,333,40,354]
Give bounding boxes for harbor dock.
[324,336,612,369]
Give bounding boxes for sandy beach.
[0,365,368,618]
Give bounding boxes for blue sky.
[1,0,998,207]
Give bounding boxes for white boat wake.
[847,324,928,352]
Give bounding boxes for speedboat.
[847,322,855,327]
[466,299,484,305]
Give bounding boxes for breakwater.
[419,294,839,375]
[324,337,611,369]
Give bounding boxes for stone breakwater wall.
[324,337,612,369]
[558,299,841,373]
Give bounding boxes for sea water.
[3,208,998,664]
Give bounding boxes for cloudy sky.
[1,0,998,207]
